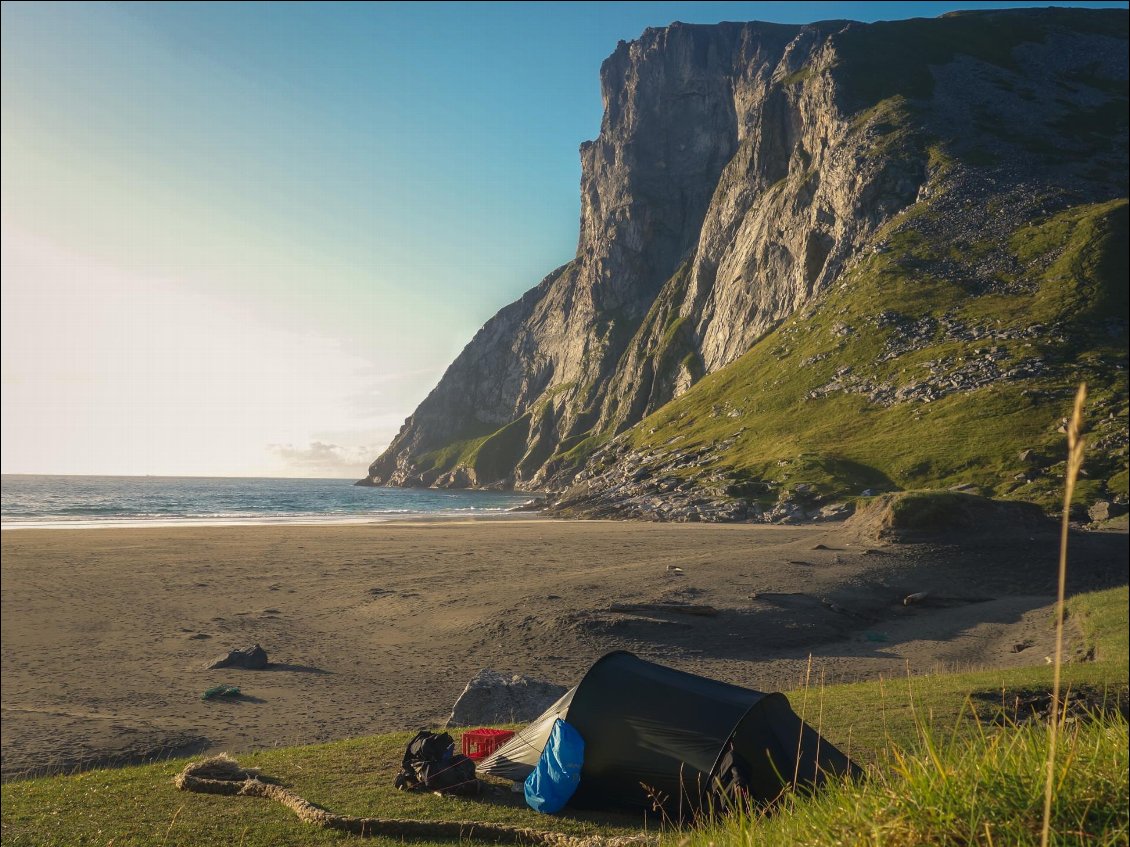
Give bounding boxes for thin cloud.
[267,441,373,475]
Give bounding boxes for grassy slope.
[689,715,1127,847]
[616,198,1128,511]
[3,587,1125,847]
[413,385,579,484]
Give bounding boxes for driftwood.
[175,755,652,846]
[609,603,719,618]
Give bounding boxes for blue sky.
[2,1,1126,477]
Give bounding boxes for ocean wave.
[1,475,540,529]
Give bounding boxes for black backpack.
[394,731,479,795]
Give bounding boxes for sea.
[0,475,537,529]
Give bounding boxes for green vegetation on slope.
[832,7,1127,105]
[621,198,1129,511]
[473,414,532,483]
[415,433,493,478]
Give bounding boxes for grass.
[780,66,813,86]
[682,713,1127,847]
[612,197,1128,512]
[3,585,1126,845]
[830,7,1126,106]
[473,414,533,483]
[1069,585,1130,665]
[831,9,1047,104]
[0,731,643,847]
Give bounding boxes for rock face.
[445,670,567,728]
[1089,501,1128,523]
[360,9,1129,518]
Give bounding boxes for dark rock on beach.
[206,644,269,670]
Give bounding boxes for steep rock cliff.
[365,20,804,488]
[361,8,1128,514]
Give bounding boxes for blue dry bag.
[524,718,584,813]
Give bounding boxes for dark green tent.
[479,651,857,816]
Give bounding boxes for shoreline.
[2,520,1124,780]
[0,511,548,531]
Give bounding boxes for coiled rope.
[174,755,654,846]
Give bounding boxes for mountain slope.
[553,195,1128,520]
[360,7,1128,520]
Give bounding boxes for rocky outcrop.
[445,670,567,728]
[365,22,800,489]
[360,8,1129,512]
[205,644,269,671]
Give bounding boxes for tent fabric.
[524,719,585,814]
[566,652,768,813]
[478,651,857,816]
[479,687,575,781]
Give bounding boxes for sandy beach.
[2,519,1125,780]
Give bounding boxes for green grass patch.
[684,713,1127,847]
[830,8,1124,108]
[780,66,813,87]
[661,315,689,349]
[695,586,1129,845]
[1050,95,1130,143]
[619,197,1128,511]
[415,432,495,477]
[832,10,1047,104]
[555,431,612,469]
[0,731,640,847]
[472,414,532,484]
[1069,586,1130,665]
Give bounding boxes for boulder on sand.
[206,644,269,670]
[445,670,566,728]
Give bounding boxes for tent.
[478,651,857,816]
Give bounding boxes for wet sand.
[1,519,1125,779]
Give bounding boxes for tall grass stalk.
[161,804,183,846]
[1041,383,1087,847]
[793,654,813,787]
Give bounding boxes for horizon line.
[1,472,364,481]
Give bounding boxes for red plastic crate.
[462,728,515,760]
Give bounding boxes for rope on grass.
[174,755,654,847]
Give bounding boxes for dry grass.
[1042,384,1089,847]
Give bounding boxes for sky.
[2,1,1126,478]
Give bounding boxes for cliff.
[360,8,1128,520]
